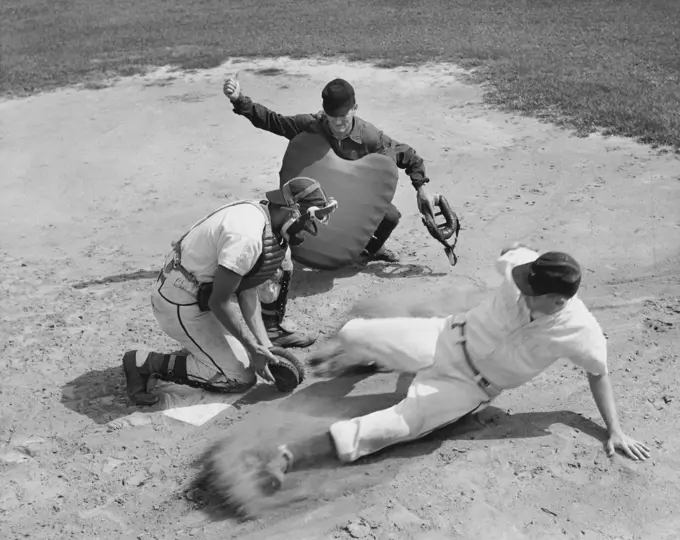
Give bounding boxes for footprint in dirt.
[643,317,676,333]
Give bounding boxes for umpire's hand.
[223,78,241,101]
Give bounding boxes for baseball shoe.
[267,324,317,348]
[260,445,294,494]
[201,440,294,517]
[358,247,400,264]
[122,350,163,406]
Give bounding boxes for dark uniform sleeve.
[230,94,319,140]
[367,129,430,190]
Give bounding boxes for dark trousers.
[364,203,401,255]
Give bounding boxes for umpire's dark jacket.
[230,94,430,191]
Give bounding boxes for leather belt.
[449,316,501,399]
[157,269,166,286]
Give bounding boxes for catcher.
[223,76,439,265]
[206,243,651,512]
[121,177,337,406]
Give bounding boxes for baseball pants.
[151,267,256,386]
[364,203,401,255]
[328,316,495,463]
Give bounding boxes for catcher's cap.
[321,78,356,116]
[266,177,330,212]
[512,251,581,298]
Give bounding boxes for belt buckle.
[450,314,466,329]
[473,373,491,388]
[451,318,466,344]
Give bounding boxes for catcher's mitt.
[269,346,305,392]
[419,194,461,266]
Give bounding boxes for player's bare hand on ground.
[248,344,280,383]
[223,78,241,101]
[607,431,651,461]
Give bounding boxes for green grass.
[2,0,679,147]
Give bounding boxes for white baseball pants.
[328,316,495,463]
[151,268,256,386]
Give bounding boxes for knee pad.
[260,269,292,325]
[384,204,402,225]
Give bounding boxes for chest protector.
[278,132,398,270]
[237,201,288,291]
[173,200,287,291]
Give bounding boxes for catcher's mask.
[281,198,338,246]
[267,177,338,246]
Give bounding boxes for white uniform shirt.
[462,247,608,390]
[179,203,266,283]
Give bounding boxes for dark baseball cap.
[321,78,356,116]
[265,177,330,211]
[512,251,582,298]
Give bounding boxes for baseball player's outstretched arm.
[223,76,316,139]
[237,286,272,348]
[210,266,279,383]
[587,371,651,461]
[231,94,317,140]
[370,130,429,190]
[209,266,259,350]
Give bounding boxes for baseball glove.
[268,346,305,392]
[419,194,461,266]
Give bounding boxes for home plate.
[163,402,233,426]
[154,381,242,426]
[107,383,244,429]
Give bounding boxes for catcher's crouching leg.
[123,350,255,405]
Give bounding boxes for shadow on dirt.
[59,364,299,425]
[274,370,415,420]
[290,261,448,299]
[191,369,611,523]
[69,262,444,298]
[193,402,609,523]
[267,374,608,448]
[60,365,140,424]
[72,269,159,289]
[60,364,612,524]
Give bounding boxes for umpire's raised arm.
[223,77,317,140]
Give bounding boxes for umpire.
[223,76,436,264]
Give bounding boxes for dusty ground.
[1,57,679,540]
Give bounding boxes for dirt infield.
[1,58,679,540]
